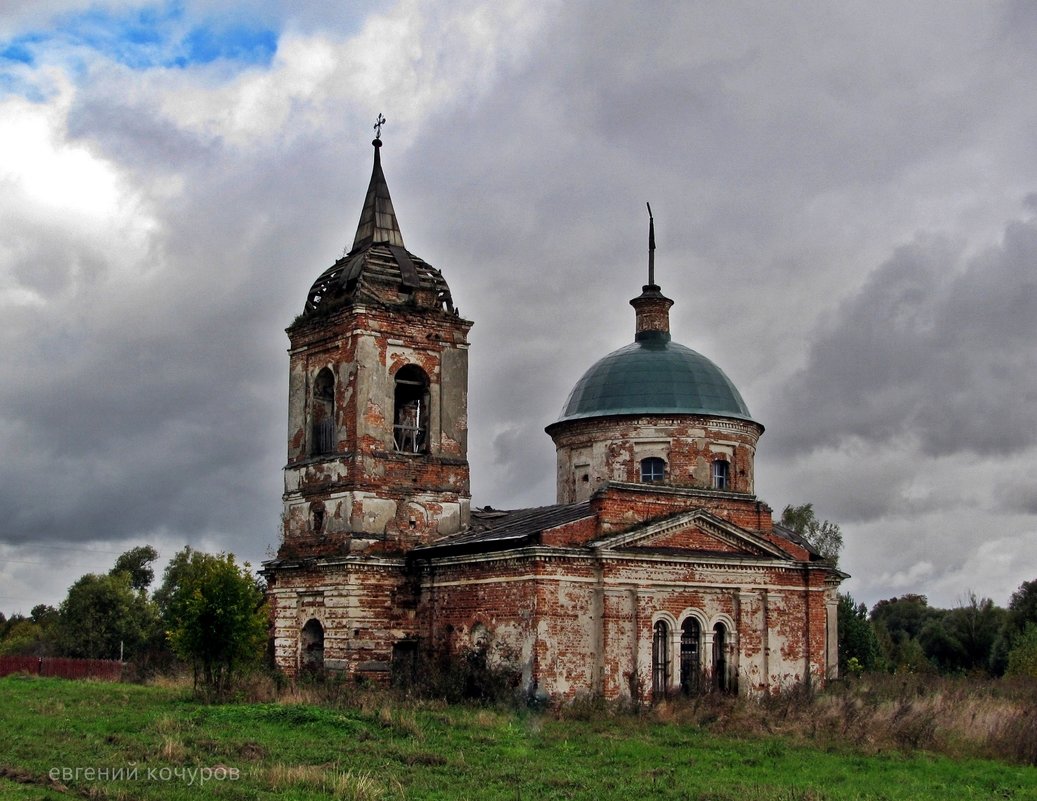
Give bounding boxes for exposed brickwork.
[630,291,673,336]
[550,415,763,503]
[263,145,844,701]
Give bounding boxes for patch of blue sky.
[0,2,278,77]
[1,35,42,67]
[174,25,277,68]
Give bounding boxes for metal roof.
[412,502,593,557]
[552,330,756,425]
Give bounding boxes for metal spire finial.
[646,202,656,287]
[373,113,386,141]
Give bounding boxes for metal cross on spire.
[374,113,386,140]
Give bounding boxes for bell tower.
[279,130,472,557]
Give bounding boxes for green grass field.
[1,676,1035,800]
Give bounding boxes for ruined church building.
[262,131,845,702]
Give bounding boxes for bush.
[405,643,522,705]
[1006,625,1037,679]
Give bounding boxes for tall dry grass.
[175,667,1037,766]
[641,673,1037,765]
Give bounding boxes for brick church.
[262,133,844,701]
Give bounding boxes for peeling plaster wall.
[550,415,763,504]
[279,303,472,558]
[406,549,838,703]
[266,557,417,678]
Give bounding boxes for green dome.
[554,332,756,425]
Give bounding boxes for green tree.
[154,546,199,619]
[162,549,268,698]
[0,609,59,657]
[1007,580,1037,630]
[870,595,939,673]
[941,594,1004,674]
[110,545,159,591]
[991,578,1037,675]
[30,604,59,627]
[837,593,881,672]
[57,572,157,660]
[1006,624,1037,679]
[780,503,843,565]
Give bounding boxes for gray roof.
[412,502,593,557]
[772,522,823,558]
[352,138,404,251]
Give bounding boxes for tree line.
[0,546,267,697]
[5,510,1036,690]
[838,583,1037,679]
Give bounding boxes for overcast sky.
[2,1,1036,617]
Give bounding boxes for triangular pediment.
[588,509,791,560]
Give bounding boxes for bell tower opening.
[311,367,335,456]
[393,365,430,454]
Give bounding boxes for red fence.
[0,656,123,681]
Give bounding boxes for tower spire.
[647,202,656,288]
[351,114,405,252]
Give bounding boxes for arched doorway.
[680,618,701,694]
[652,620,670,699]
[300,619,324,671]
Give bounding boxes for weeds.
[263,763,395,800]
[148,667,1037,766]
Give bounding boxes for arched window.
[641,457,666,483]
[680,618,701,695]
[712,622,730,692]
[652,620,670,698]
[712,459,730,490]
[301,619,324,671]
[393,365,430,454]
[311,368,335,456]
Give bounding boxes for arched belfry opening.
[311,367,335,456]
[393,365,430,454]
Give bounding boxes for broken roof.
[299,136,458,320]
[412,502,593,558]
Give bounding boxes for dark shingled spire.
[351,136,405,252]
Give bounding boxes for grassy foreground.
[0,676,1035,801]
